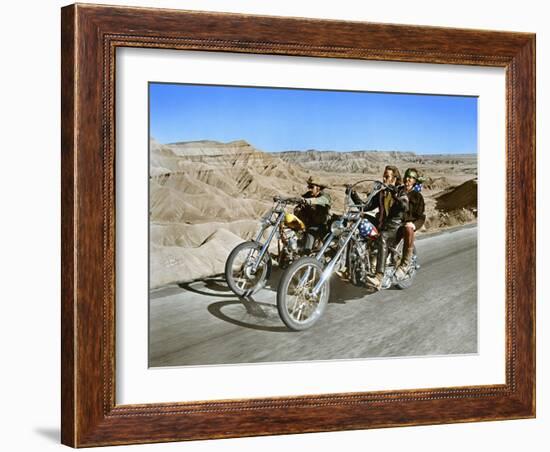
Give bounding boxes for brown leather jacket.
[403,190,425,230]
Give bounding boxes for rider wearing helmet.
[394,168,426,279]
[295,176,332,252]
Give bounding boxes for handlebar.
[343,179,401,214]
[345,179,396,193]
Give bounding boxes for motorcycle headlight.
[330,220,345,236]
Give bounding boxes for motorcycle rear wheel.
[225,241,272,297]
[277,257,329,331]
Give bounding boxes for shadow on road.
[207,299,289,333]
[327,276,378,303]
[267,267,375,304]
[181,268,378,332]
[179,274,291,331]
[179,276,234,298]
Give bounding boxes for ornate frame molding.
[61,4,535,447]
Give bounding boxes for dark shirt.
[295,190,332,227]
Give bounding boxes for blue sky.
[149,83,477,155]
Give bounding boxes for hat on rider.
[404,168,425,184]
[306,176,329,189]
[404,168,418,180]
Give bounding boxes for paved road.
[149,226,477,367]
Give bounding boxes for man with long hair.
[349,165,409,289]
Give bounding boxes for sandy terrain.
[149,138,477,288]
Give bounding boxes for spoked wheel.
[225,241,272,297]
[277,257,330,331]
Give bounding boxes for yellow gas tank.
[284,213,306,231]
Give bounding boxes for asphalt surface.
[149,225,478,367]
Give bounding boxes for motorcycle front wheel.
[225,241,272,297]
[277,257,330,331]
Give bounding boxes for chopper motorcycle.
[224,195,327,297]
[276,180,419,331]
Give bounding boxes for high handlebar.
[344,179,397,210]
[344,179,377,191]
[344,179,396,193]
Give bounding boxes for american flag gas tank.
[358,219,379,239]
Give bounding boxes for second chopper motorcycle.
[276,180,420,331]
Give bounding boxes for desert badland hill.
[149,139,477,288]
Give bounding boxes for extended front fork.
[295,219,362,297]
[249,211,285,273]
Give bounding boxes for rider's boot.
[395,247,414,280]
[365,272,384,290]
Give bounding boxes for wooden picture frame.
[61,3,535,447]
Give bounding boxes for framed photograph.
[61,3,535,447]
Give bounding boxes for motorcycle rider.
[348,165,409,289]
[394,168,426,280]
[295,176,332,252]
